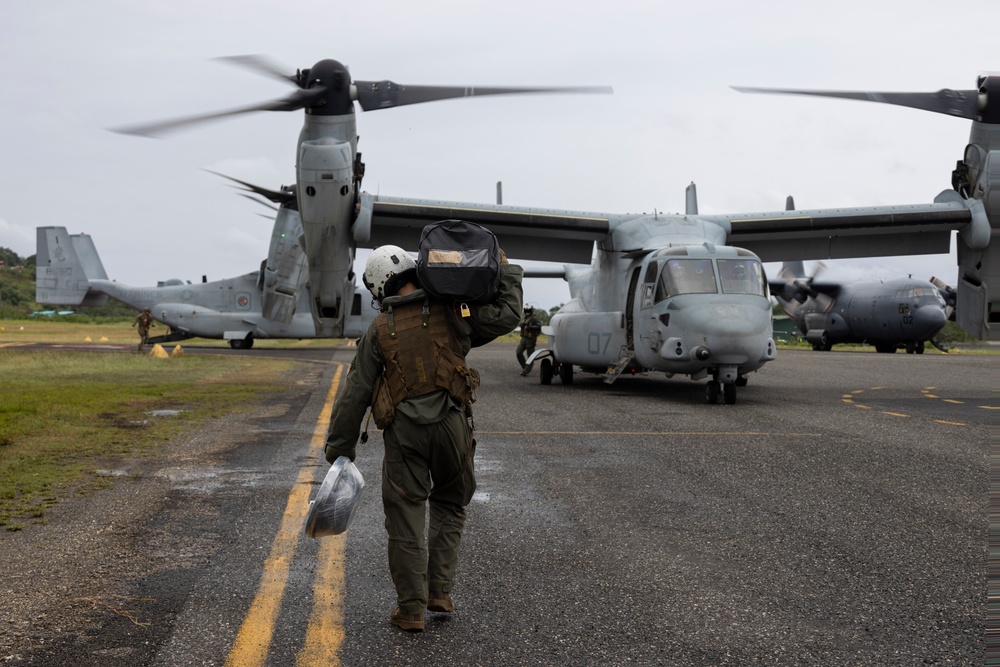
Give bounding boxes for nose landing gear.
[706,379,739,404]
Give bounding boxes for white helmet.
[363,245,416,301]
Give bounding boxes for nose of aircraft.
[663,301,772,363]
[914,304,947,336]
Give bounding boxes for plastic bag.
[304,456,365,538]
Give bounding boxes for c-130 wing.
[358,193,611,263]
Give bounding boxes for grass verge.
[0,319,348,348]
[0,349,297,530]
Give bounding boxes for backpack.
[416,220,501,304]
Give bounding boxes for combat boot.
[428,591,454,613]
[389,607,424,631]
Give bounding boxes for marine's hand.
[499,248,508,265]
[325,445,357,464]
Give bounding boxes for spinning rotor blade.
[239,194,280,212]
[778,261,827,310]
[114,55,613,137]
[112,88,326,137]
[733,85,983,121]
[352,81,613,111]
[930,276,957,320]
[204,169,297,206]
[214,54,299,85]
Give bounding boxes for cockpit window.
[655,259,718,301]
[718,259,767,296]
[896,287,942,299]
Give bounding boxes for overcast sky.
[1,1,996,309]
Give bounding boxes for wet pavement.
[1,344,990,665]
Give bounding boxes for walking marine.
[131,308,155,352]
[516,306,542,376]
[323,244,523,631]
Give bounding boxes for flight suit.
[516,313,542,373]
[325,263,523,615]
[132,310,155,352]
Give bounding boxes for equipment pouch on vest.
[370,376,396,429]
[436,343,481,406]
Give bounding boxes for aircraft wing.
[711,196,977,262]
[363,194,610,263]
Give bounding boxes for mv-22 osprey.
[40,57,997,403]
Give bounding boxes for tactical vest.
[370,297,480,429]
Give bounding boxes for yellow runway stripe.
[297,365,347,667]
[933,419,968,427]
[881,411,910,418]
[297,536,347,667]
[480,430,822,437]
[225,365,344,667]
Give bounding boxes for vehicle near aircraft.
[35,223,378,349]
[770,261,954,354]
[88,57,996,402]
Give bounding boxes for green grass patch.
[0,319,351,348]
[0,349,297,528]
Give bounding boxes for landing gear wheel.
[916,341,925,354]
[230,335,254,350]
[811,333,832,351]
[706,381,720,404]
[736,375,748,387]
[875,344,896,354]
[540,358,553,385]
[559,363,574,385]
[723,382,737,405]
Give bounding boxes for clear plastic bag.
[304,456,365,538]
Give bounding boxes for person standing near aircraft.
[516,306,542,376]
[323,244,523,632]
[131,308,155,352]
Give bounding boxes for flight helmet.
[363,245,416,301]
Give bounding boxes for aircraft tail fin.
[35,227,109,306]
[685,182,698,215]
[71,233,109,281]
[780,261,806,280]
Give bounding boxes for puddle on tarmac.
[94,469,130,477]
[156,467,269,492]
[147,409,183,417]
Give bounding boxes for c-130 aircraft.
[38,57,997,403]
[769,260,954,354]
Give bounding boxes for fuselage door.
[625,266,641,351]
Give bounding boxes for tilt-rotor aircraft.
[39,57,996,403]
[37,58,611,348]
[35,213,380,349]
[770,261,954,354]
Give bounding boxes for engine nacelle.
[297,137,358,332]
[260,207,309,324]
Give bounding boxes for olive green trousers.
[381,406,476,614]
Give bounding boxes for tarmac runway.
[3,343,991,665]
